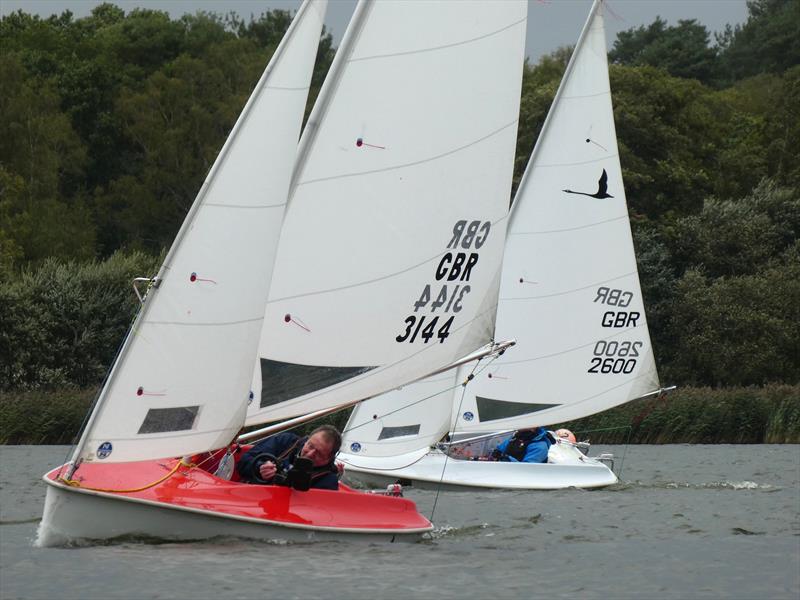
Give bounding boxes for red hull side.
[46,458,431,532]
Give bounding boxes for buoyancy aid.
[503,429,539,461]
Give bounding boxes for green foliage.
[559,384,800,444]
[611,66,719,218]
[667,180,799,278]
[653,181,800,386]
[4,386,796,445]
[664,251,800,387]
[0,251,161,390]
[0,4,334,260]
[0,388,93,444]
[610,1,800,87]
[717,0,800,82]
[610,17,719,85]
[0,4,798,425]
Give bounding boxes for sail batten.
[511,214,629,236]
[531,155,620,168]
[349,15,526,63]
[296,120,520,188]
[146,318,263,327]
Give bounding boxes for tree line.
[1,1,798,395]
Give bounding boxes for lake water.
[1,445,798,599]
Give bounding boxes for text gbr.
[588,286,643,374]
[396,220,490,344]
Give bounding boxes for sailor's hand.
[335,461,345,477]
[258,460,277,481]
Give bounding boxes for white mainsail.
[72,0,328,464]
[246,0,528,426]
[342,0,660,457]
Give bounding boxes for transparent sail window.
[137,406,200,434]
[475,397,559,422]
[377,425,421,440]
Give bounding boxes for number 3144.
[395,315,455,344]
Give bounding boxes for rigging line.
[349,15,527,63]
[430,358,483,522]
[258,303,501,413]
[561,90,610,100]
[263,349,493,441]
[500,271,638,301]
[190,449,224,472]
[146,316,263,327]
[337,451,430,473]
[532,153,618,168]
[296,120,519,187]
[267,211,509,302]
[263,85,311,91]
[61,457,195,493]
[618,424,633,480]
[203,202,286,209]
[575,424,638,435]
[510,214,628,235]
[509,369,659,418]
[497,324,643,365]
[343,380,461,435]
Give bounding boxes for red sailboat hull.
[38,456,432,546]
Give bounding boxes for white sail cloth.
[74,1,328,464]
[247,1,527,425]
[342,0,660,459]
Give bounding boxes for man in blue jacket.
[237,425,341,490]
[491,427,552,463]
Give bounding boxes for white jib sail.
[342,372,460,458]
[341,0,660,457]
[246,0,527,426]
[73,0,328,464]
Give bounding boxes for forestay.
[246,0,527,426]
[72,0,328,464]
[340,0,660,458]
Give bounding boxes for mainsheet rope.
[60,457,195,493]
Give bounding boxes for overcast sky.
[1,0,749,62]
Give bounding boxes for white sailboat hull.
[339,449,618,491]
[38,475,427,547]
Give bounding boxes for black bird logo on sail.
[563,169,614,199]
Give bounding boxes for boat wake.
[426,522,492,540]
[613,480,778,491]
[35,532,302,549]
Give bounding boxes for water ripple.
[615,480,778,491]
